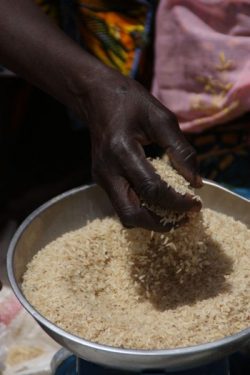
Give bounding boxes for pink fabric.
[0,295,22,326]
[152,0,250,133]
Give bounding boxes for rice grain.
[22,209,250,350]
[145,157,201,225]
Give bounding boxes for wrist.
[67,54,113,122]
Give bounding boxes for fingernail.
[194,175,203,188]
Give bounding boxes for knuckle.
[172,139,186,154]
[154,109,168,124]
[139,176,163,203]
[157,108,178,126]
[109,136,126,158]
[119,208,136,228]
[180,145,197,161]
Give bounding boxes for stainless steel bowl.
[7,182,250,372]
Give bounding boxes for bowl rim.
[7,182,250,358]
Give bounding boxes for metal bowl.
[7,181,250,372]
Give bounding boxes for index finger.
[146,104,203,188]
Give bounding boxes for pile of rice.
[145,157,201,225]
[22,209,250,349]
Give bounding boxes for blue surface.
[228,186,250,200]
[77,358,230,374]
[54,355,249,375]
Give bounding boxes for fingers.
[96,172,182,232]
[146,106,203,188]
[115,139,201,213]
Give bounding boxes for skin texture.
[0,0,202,232]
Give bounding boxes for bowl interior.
[7,182,250,370]
[10,182,250,287]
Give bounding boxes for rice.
[22,209,250,350]
[145,157,201,225]
[150,156,196,197]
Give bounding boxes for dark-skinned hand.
[78,69,202,232]
[0,0,202,232]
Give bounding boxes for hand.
[0,1,201,233]
[77,68,202,232]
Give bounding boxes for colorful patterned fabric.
[36,0,155,77]
[188,119,250,199]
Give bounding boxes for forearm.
[0,0,108,118]
[0,0,202,232]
